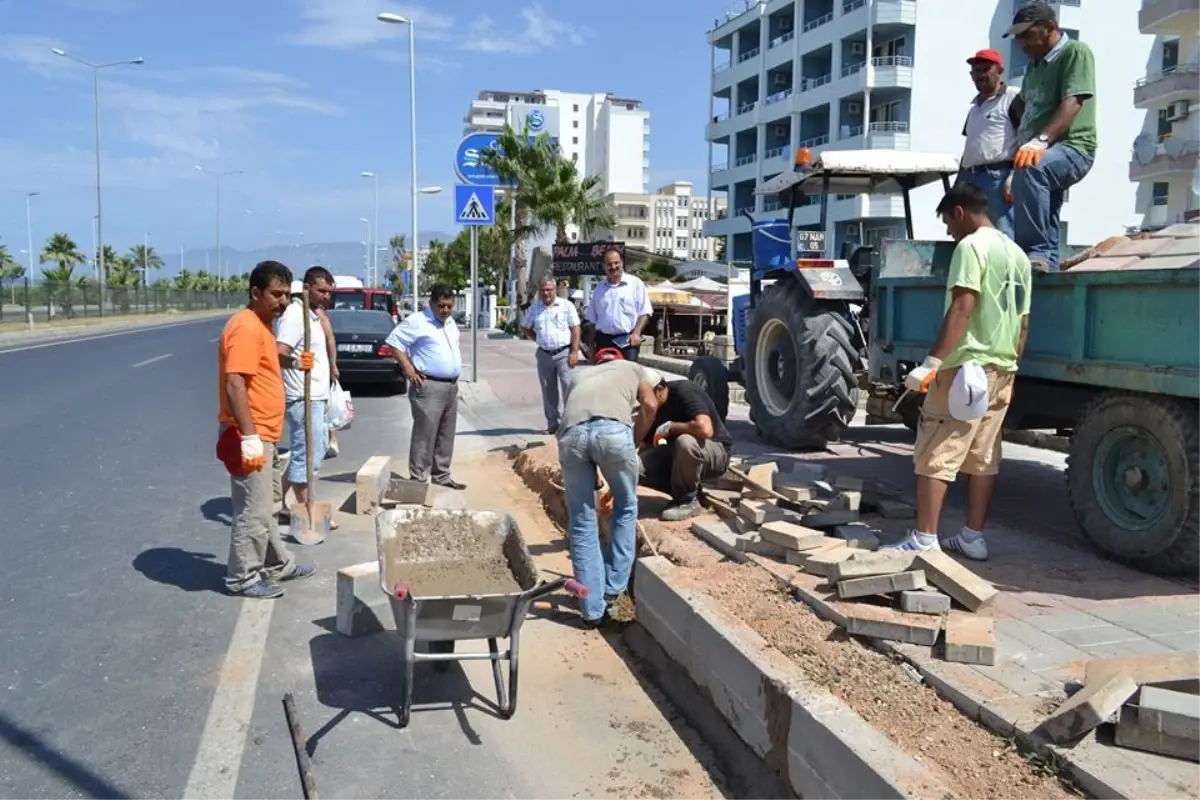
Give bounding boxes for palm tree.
[127,243,164,282]
[40,233,86,282]
[0,242,23,304]
[173,269,195,290]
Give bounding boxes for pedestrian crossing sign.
[455,184,495,226]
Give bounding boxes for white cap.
[641,367,663,387]
[290,280,303,296]
[949,361,989,422]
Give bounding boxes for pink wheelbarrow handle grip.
[563,578,588,598]
[393,581,411,601]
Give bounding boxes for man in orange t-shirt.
[218,260,316,598]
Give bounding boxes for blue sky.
[0,0,720,262]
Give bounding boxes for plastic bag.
[328,381,354,431]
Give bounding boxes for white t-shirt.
[274,300,330,402]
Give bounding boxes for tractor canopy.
[755,150,961,196]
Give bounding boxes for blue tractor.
[688,149,959,449]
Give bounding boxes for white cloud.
[0,34,73,74]
[462,3,585,55]
[284,0,453,48]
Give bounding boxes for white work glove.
[1014,138,1048,170]
[240,434,266,471]
[904,356,943,394]
[654,421,672,443]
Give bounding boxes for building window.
[676,237,688,249]
[1162,40,1179,72]
[572,136,578,144]
[1152,183,1170,206]
[677,197,688,207]
[571,152,578,162]
[573,103,579,112]
[573,120,579,128]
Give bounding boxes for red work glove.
[1014,140,1047,169]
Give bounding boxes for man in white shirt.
[274,266,335,523]
[523,277,582,434]
[586,247,652,363]
[957,48,1022,238]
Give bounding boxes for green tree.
[40,233,86,282]
[0,242,24,304]
[522,159,614,243]
[173,269,196,290]
[642,257,676,282]
[127,243,164,283]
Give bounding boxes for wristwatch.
[1036,134,1050,145]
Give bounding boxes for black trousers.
[594,330,639,362]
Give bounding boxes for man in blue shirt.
[385,284,466,490]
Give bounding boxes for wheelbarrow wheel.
[429,640,455,673]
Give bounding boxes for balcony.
[1134,64,1200,108]
[737,101,758,116]
[734,153,758,167]
[803,12,833,32]
[768,31,795,49]
[799,134,830,148]
[738,46,761,63]
[801,73,833,92]
[764,146,788,160]
[1139,0,1200,35]
[872,0,917,24]
[1130,138,1200,180]
[870,55,915,89]
[764,88,793,106]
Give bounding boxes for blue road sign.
[455,184,495,226]
[454,132,561,186]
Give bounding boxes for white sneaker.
[881,530,942,553]
[943,530,989,561]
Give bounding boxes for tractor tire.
[688,355,730,422]
[1066,392,1199,577]
[743,281,860,450]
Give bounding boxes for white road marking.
[0,316,226,355]
[183,599,275,799]
[209,337,220,343]
[132,353,173,368]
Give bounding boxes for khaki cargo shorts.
[913,365,1016,483]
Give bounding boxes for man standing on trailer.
[1006,0,1097,271]
[587,246,652,362]
[883,183,1032,561]
[958,48,1021,238]
[523,276,582,435]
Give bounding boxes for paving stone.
[738,499,769,525]
[1114,705,1200,763]
[1088,601,1200,638]
[1085,651,1200,689]
[901,589,951,615]
[973,660,1065,696]
[843,605,942,646]
[1107,236,1173,258]
[742,461,778,499]
[336,561,390,637]
[775,484,814,502]
[998,619,1092,672]
[1138,686,1200,742]
[832,475,866,492]
[831,551,915,581]
[690,519,749,562]
[833,523,879,551]
[355,455,392,514]
[802,509,860,528]
[875,498,915,519]
[828,490,862,512]
[915,550,997,612]
[801,547,855,577]
[837,570,926,600]
[1079,638,1175,659]
[945,614,997,666]
[743,535,789,559]
[1025,610,1110,634]
[1039,673,1139,744]
[759,520,827,551]
[702,487,742,507]
[784,538,846,566]
[1053,622,1145,649]
[1152,632,1200,652]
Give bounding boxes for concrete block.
[833,475,866,492]
[801,547,855,577]
[1085,651,1200,689]
[1069,255,1144,272]
[760,521,827,551]
[336,562,391,637]
[843,605,943,646]
[743,462,778,499]
[875,498,915,519]
[632,557,696,667]
[833,523,879,551]
[1158,235,1200,257]
[1151,221,1200,239]
[690,519,750,562]
[729,515,758,536]
[1138,253,1200,270]
[1107,236,1172,258]
[1115,705,1200,763]
[775,484,814,502]
[916,550,997,612]
[1138,686,1200,742]
[900,589,951,615]
[944,613,997,666]
[803,510,860,528]
[702,488,741,507]
[831,551,916,581]
[354,455,392,514]
[828,491,862,512]
[1040,673,1139,744]
[738,499,769,525]
[837,570,926,600]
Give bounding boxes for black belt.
[596,330,631,338]
[963,161,1013,173]
[421,374,458,384]
[539,345,569,355]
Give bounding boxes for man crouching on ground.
[883,183,1031,560]
[557,355,661,628]
[217,260,316,599]
[639,377,732,521]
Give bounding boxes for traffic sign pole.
[469,225,479,384]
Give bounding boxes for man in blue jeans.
[1005,0,1097,272]
[957,48,1020,239]
[557,357,661,628]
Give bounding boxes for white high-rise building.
[703,0,1151,263]
[1130,0,1200,229]
[462,89,650,197]
[597,181,729,261]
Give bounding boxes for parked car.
[331,287,398,321]
[326,309,406,393]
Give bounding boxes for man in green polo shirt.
[1005,0,1096,272]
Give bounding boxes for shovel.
[288,285,331,546]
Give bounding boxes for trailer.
[689,149,960,448]
[867,228,1200,576]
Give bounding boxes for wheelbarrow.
[375,507,586,727]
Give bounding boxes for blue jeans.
[957,165,1014,239]
[284,399,327,483]
[558,418,639,621]
[1012,144,1094,271]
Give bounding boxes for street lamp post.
[52,48,144,313]
[24,191,38,312]
[361,171,379,286]
[194,166,242,284]
[377,13,419,306]
[359,217,371,280]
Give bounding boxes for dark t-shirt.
[647,379,733,448]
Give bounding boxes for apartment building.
[598,181,729,261]
[462,89,650,196]
[1131,0,1200,229]
[704,0,1150,262]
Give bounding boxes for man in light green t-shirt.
[1004,0,1096,272]
[882,183,1031,563]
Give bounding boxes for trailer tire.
[744,281,860,450]
[1067,392,1199,576]
[688,355,730,422]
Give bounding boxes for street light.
[52,47,144,311]
[194,165,242,284]
[24,192,38,307]
[359,217,371,277]
[361,171,379,286]
[377,12,419,305]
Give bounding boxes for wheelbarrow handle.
[394,581,411,601]
[524,576,589,603]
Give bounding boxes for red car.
[331,288,397,322]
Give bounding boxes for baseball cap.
[216,426,253,477]
[967,48,1004,67]
[1004,0,1057,38]
[594,347,624,363]
[949,361,989,422]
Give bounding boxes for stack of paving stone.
[692,457,999,665]
[1037,653,1199,761]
